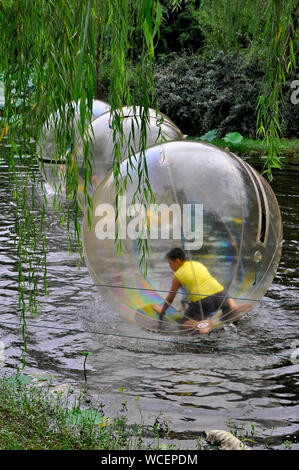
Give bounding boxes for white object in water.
[204,429,252,450]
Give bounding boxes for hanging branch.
[0,0,163,358]
[256,0,297,179]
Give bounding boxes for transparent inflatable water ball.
[37,100,110,191]
[82,140,282,334]
[76,107,185,210]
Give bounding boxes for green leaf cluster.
[153,50,297,141]
[0,0,163,359]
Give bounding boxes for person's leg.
[201,290,253,324]
[221,298,253,323]
[180,318,214,334]
[179,299,214,334]
[178,301,200,333]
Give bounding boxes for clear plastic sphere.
[76,107,185,210]
[38,100,110,191]
[82,141,283,334]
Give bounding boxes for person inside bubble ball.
[152,247,252,334]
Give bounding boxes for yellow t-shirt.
[174,261,224,302]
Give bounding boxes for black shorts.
[182,289,230,321]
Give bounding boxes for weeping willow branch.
[256,0,297,179]
[0,0,163,361]
[194,0,297,178]
[99,0,162,268]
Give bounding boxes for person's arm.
[153,275,181,317]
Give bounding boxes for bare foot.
[196,320,214,335]
[180,319,214,335]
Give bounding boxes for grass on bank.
[221,138,298,160]
[0,375,173,451]
[0,374,295,450]
[191,136,299,162]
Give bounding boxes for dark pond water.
[0,142,298,449]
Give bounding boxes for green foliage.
[0,0,91,353]
[196,0,265,51]
[282,440,292,450]
[157,0,298,180]
[199,136,299,161]
[156,0,203,56]
[198,129,244,147]
[154,50,297,139]
[154,50,262,137]
[65,408,105,426]
[0,374,211,450]
[199,129,218,142]
[0,375,167,450]
[5,374,33,387]
[223,132,244,146]
[255,0,297,179]
[0,0,163,354]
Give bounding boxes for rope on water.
[52,279,299,306]
[0,320,292,361]
[5,274,298,305]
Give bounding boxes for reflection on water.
[0,144,298,449]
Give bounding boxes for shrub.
[153,50,297,138]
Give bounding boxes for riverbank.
[190,137,299,162]
[0,373,259,451]
[1,373,294,451]
[0,374,173,450]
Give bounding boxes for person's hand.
[152,304,163,315]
